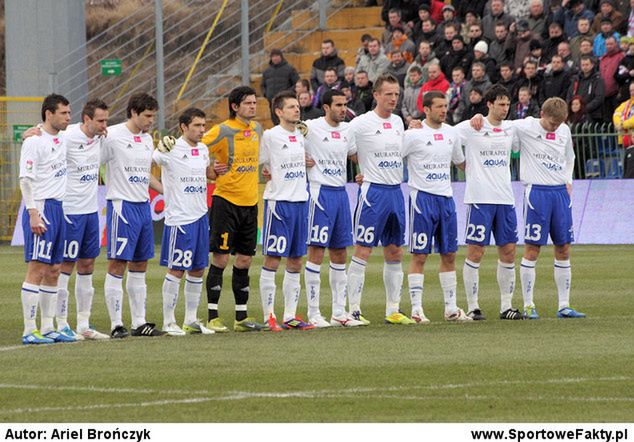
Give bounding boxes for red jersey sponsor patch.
[433,134,444,141]
[546,133,556,140]
[134,136,142,143]
[383,122,392,129]
[244,130,251,138]
[191,149,199,156]
[289,135,297,142]
[53,138,60,145]
[493,128,503,133]
[332,131,340,139]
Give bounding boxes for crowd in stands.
[260,0,634,131]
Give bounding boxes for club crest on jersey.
[191,148,199,156]
[26,160,33,172]
[433,134,444,141]
[332,131,340,139]
[244,130,251,138]
[289,135,297,142]
[546,133,556,140]
[134,136,142,143]
[383,122,392,129]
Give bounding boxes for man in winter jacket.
[401,66,425,124]
[567,55,606,122]
[310,39,345,91]
[262,49,300,125]
[600,36,626,118]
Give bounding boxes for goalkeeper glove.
[295,120,308,137]
[157,135,176,153]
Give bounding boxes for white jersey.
[402,121,464,197]
[511,117,575,185]
[19,130,67,202]
[259,125,308,202]
[456,118,518,205]
[305,117,353,187]
[347,110,404,185]
[63,123,102,215]
[152,137,210,226]
[101,123,154,202]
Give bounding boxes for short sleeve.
[19,138,39,180]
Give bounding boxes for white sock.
[554,259,571,310]
[329,262,347,318]
[162,274,181,326]
[259,268,276,321]
[347,257,367,313]
[497,260,516,312]
[440,271,458,314]
[184,276,203,325]
[463,259,480,312]
[39,285,58,334]
[304,261,321,319]
[56,272,70,329]
[126,271,147,329]
[520,258,537,308]
[104,273,124,329]
[21,282,39,336]
[75,273,94,332]
[408,273,424,313]
[384,262,403,316]
[282,270,301,322]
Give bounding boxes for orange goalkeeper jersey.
[202,118,262,207]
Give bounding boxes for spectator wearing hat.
[437,5,462,40]
[385,26,416,63]
[593,0,625,34]
[407,40,440,84]
[528,40,547,74]
[600,35,625,117]
[472,40,499,82]
[554,0,595,39]
[461,87,488,121]
[482,0,515,41]
[567,55,605,122]
[401,65,425,125]
[506,19,541,73]
[593,17,621,57]
[355,38,390,83]
[489,21,513,65]
[386,50,411,87]
[261,48,300,125]
[382,8,413,47]
[440,35,473,79]
[570,17,596,60]
[543,22,567,62]
[461,12,482,45]
[615,36,634,98]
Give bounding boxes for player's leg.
[75,257,107,339]
[347,245,371,325]
[305,245,328,326]
[159,223,186,335]
[56,260,75,333]
[206,196,234,328]
[521,244,541,319]
[408,253,429,323]
[105,201,131,337]
[162,267,185,336]
[261,255,282,330]
[260,200,286,330]
[327,247,362,326]
[493,205,521,319]
[407,190,434,323]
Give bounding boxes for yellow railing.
[265,0,285,33]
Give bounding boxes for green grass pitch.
[0,244,632,422]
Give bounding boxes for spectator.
[541,55,573,104]
[436,23,460,56]
[295,78,311,97]
[415,18,441,48]
[408,40,439,83]
[344,66,356,86]
[353,70,374,112]
[313,67,342,108]
[262,48,300,125]
[401,65,425,124]
[613,82,634,146]
[310,39,345,91]
[466,23,486,51]
[418,63,450,104]
[457,0,488,21]
[340,82,365,120]
[382,1,418,24]
[463,61,493,106]
[553,0,595,39]
[509,86,541,119]
[427,0,445,24]
[489,21,513,65]
[592,0,625,34]
[473,40,499,82]
[506,20,540,74]
[385,26,416,63]
[461,12,482,44]
[482,0,515,41]
[543,22,567,62]
[447,66,468,123]
[567,55,605,122]
[441,36,473,79]
[386,50,411,86]
[557,42,577,72]
[527,0,550,39]
[497,62,519,93]
[593,17,621,57]
[568,95,589,125]
[576,36,597,64]
[461,87,488,121]
[356,38,390,83]
[382,8,413,47]
[437,5,462,39]
[570,18,596,60]
[299,91,324,121]
[355,34,373,66]
[528,40,547,73]
[600,36,625,117]
[513,59,541,99]
[615,36,634,98]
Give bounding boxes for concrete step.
[291,6,383,30]
[264,27,384,53]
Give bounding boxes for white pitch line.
[0,345,28,353]
[0,383,210,396]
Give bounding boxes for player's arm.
[19,139,46,235]
[451,130,466,171]
[564,130,575,194]
[149,174,163,194]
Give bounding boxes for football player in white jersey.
[346,73,413,325]
[403,91,471,323]
[303,90,364,328]
[153,108,214,336]
[101,93,166,338]
[456,85,523,321]
[19,94,72,344]
[259,91,315,331]
[56,99,110,340]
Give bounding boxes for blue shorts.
[353,183,406,247]
[106,200,154,262]
[160,215,209,270]
[523,184,574,246]
[63,212,100,262]
[22,199,65,264]
[262,200,308,258]
[409,190,458,255]
[465,203,518,246]
[307,185,353,249]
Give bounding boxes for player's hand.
[28,209,46,236]
[213,160,228,176]
[262,167,272,182]
[305,153,315,168]
[355,173,364,185]
[157,135,176,153]
[296,120,308,137]
[566,182,572,197]
[470,114,484,131]
[408,119,422,129]
[22,125,42,140]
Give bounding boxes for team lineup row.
[17,74,585,344]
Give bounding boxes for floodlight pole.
[241,0,250,85]
[155,0,166,132]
